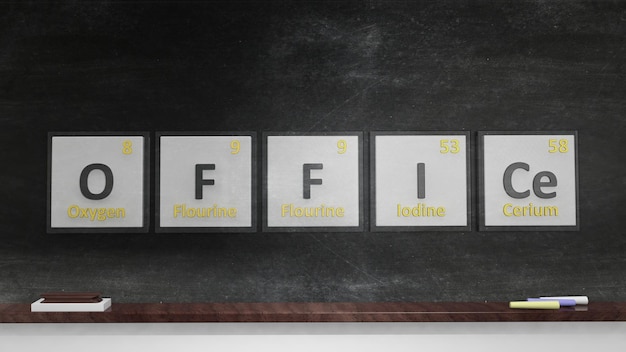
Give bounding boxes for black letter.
[533,171,557,199]
[196,164,215,199]
[79,163,114,200]
[303,163,323,199]
[417,163,426,199]
[503,162,530,199]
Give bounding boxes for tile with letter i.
[263,132,363,232]
[156,132,256,232]
[371,132,471,231]
[47,132,150,233]
[479,131,579,231]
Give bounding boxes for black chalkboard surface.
[1,1,625,303]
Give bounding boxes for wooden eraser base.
[31,298,112,312]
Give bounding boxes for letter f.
[195,164,215,199]
[303,163,323,199]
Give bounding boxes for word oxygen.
[67,205,126,221]
[47,131,579,233]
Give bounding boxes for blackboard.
[1,1,625,303]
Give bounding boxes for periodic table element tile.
[371,132,471,231]
[47,133,149,233]
[479,132,579,231]
[264,133,363,231]
[157,133,255,232]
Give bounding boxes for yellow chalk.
[509,301,560,309]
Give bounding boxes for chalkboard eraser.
[509,301,561,309]
[539,296,589,305]
[40,292,102,303]
[31,297,111,312]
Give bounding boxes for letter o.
[67,205,79,218]
[79,164,114,200]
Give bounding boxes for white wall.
[1,322,625,351]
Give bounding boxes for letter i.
[417,163,425,199]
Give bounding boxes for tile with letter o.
[47,132,149,233]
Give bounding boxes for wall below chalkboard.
[1,1,625,303]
